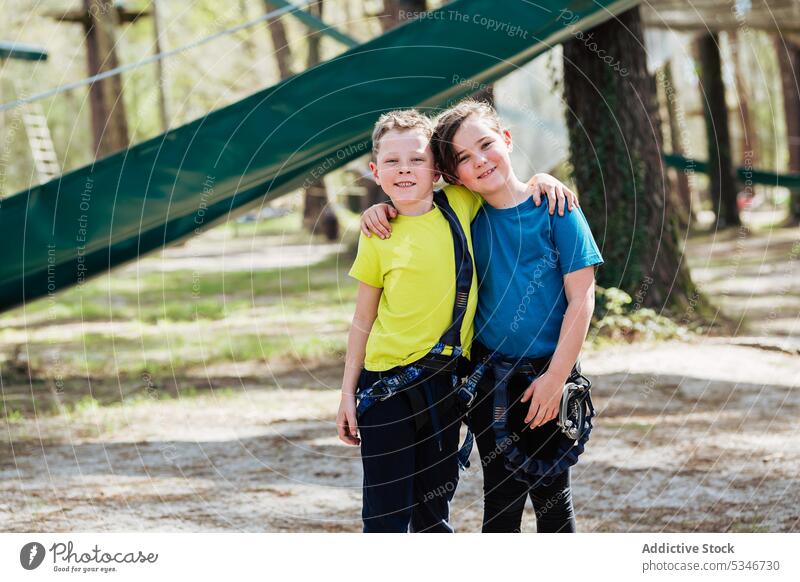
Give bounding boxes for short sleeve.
[444,185,484,221]
[550,206,604,275]
[349,233,384,287]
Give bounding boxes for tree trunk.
[303,180,338,239]
[237,0,265,84]
[84,0,129,158]
[658,63,693,227]
[730,32,756,168]
[151,0,170,131]
[696,32,740,228]
[362,1,428,208]
[264,1,294,80]
[562,7,701,313]
[775,36,800,224]
[301,0,338,240]
[379,0,428,32]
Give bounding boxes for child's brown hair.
[371,109,434,161]
[432,99,502,184]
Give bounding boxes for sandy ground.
[1,223,798,532]
[1,340,798,533]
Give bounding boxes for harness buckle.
[456,384,476,407]
[371,378,397,402]
[557,381,589,441]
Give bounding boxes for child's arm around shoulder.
[526,173,580,216]
[358,175,581,238]
[360,203,397,240]
[358,185,485,240]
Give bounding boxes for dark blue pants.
[357,368,461,533]
[468,362,577,533]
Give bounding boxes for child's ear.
[502,128,513,153]
[368,161,380,184]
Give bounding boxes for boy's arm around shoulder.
[526,173,579,216]
[360,203,397,239]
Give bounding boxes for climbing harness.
[456,349,595,484]
[355,190,473,451]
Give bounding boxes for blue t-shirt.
[472,198,603,358]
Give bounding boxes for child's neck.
[481,176,529,209]
[392,194,434,216]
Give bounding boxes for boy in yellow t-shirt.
[335,110,480,533]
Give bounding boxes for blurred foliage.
[0,0,386,196]
[591,286,692,343]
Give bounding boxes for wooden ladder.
[13,81,61,183]
[21,102,61,183]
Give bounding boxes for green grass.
[11,314,349,378]
[1,257,354,326]
[222,212,302,237]
[4,409,25,424]
[0,211,359,418]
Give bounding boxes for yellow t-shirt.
[349,186,483,372]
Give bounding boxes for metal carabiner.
[557,382,588,441]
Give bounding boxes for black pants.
[468,358,577,533]
[357,368,461,533]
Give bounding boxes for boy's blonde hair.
[432,99,502,184]
[371,109,435,160]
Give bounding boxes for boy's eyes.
[384,157,426,163]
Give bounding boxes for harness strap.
[454,354,494,469]
[454,349,595,476]
[491,360,595,487]
[356,190,474,448]
[433,189,473,350]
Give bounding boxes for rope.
[0,0,312,112]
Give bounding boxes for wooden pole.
[775,36,800,224]
[696,32,741,228]
[151,0,170,131]
[264,1,294,80]
[83,0,130,158]
[659,62,693,225]
[301,0,338,240]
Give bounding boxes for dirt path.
[687,226,800,353]
[2,225,798,532]
[2,339,798,533]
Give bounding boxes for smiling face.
[450,114,515,196]
[369,128,439,205]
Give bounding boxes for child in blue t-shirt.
[362,100,602,532]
